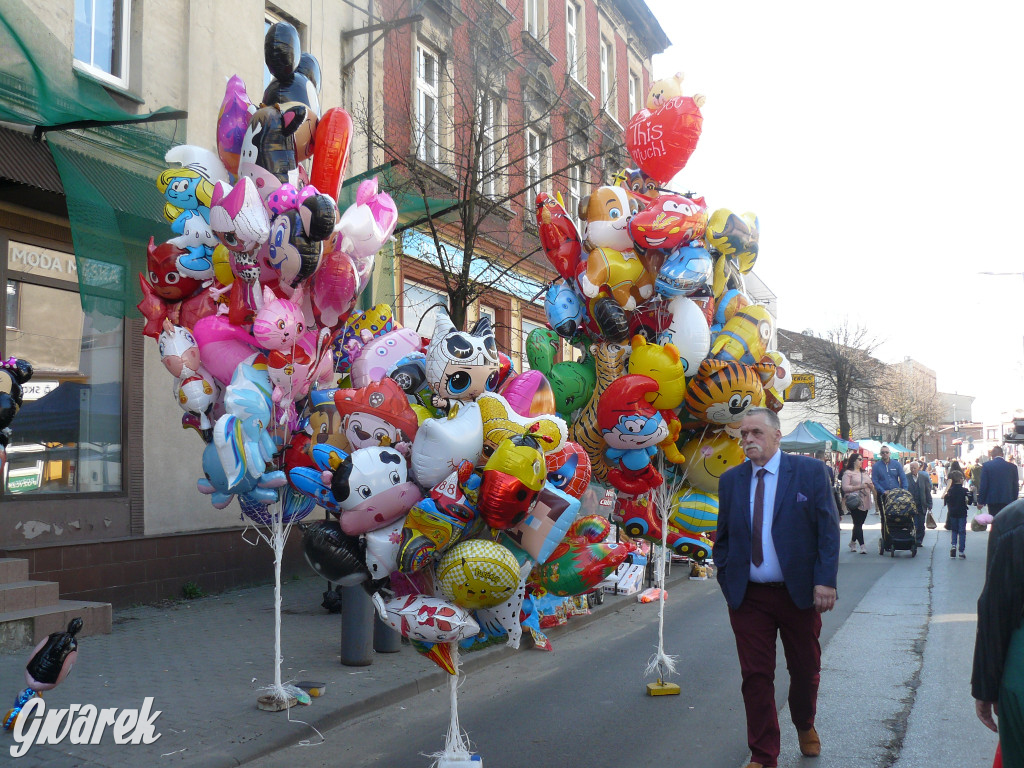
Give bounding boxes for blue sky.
[642,0,1024,421]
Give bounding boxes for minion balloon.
[709,304,774,366]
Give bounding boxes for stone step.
[0,558,29,585]
[0,580,61,613]
[0,600,112,653]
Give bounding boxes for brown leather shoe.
[798,727,821,756]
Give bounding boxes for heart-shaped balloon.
[625,96,704,184]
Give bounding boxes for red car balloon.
[625,96,704,184]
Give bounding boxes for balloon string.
[427,645,475,767]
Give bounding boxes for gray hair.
[743,407,781,431]
[909,461,919,471]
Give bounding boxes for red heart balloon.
[625,96,704,184]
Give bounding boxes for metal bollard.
[340,585,374,666]
[373,614,402,653]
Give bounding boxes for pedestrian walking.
[841,453,873,554]
[713,408,840,768]
[943,470,971,559]
[972,499,1024,765]
[978,446,1019,522]
[906,462,933,546]
[871,446,906,516]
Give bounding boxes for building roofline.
[612,0,672,55]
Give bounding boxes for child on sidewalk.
[943,470,971,559]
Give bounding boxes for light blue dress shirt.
[749,449,785,583]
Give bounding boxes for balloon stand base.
[257,694,298,712]
[436,756,482,767]
[647,680,680,696]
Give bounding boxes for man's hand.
[975,699,998,733]
[813,585,837,613]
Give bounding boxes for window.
[566,2,580,81]
[567,161,582,228]
[525,0,541,38]
[628,72,642,115]
[479,94,499,198]
[401,279,446,338]
[4,241,123,495]
[525,129,545,213]
[74,0,131,87]
[599,38,614,108]
[415,43,441,166]
[521,319,546,370]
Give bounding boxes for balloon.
[544,441,592,499]
[567,341,630,483]
[350,327,424,388]
[713,288,751,329]
[763,351,792,412]
[301,520,368,584]
[372,593,479,644]
[628,335,686,411]
[656,243,713,298]
[477,392,568,460]
[209,176,271,256]
[544,281,587,340]
[478,434,547,529]
[409,402,483,488]
[625,95,704,184]
[410,640,458,674]
[669,486,720,535]
[473,565,528,649]
[145,237,202,301]
[329,446,423,535]
[265,193,336,288]
[498,369,556,418]
[334,177,398,263]
[216,76,256,176]
[677,431,746,494]
[364,518,405,581]
[530,516,633,596]
[239,103,307,203]
[305,389,347,455]
[425,310,500,409]
[239,486,316,526]
[309,107,353,200]
[628,193,707,254]
[197,441,283,510]
[334,377,419,451]
[437,539,521,610]
[524,329,596,419]
[710,304,774,365]
[535,192,582,281]
[661,295,711,377]
[262,22,321,162]
[399,461,479,572]
[612,495,712,560]
[684,360,771,429]
[192,315,258,385]
[504,483,580,563]
[597,375,668,496]
[705,209,759,275]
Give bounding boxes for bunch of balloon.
[138,22,399,712]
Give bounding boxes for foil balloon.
[310,247,357,332]
[684,360,771,430]
[535,192,582,281]
[763,351,792,413]
[628,335,686,411]
[677,431,746,494]
[309,107,352,200]
[544,441,592,499]
[478,433,547,529]
[498,369,556,418]
[477,392,568,460]
[473,566,528,649]
[504,483,580,564]
[216,75,256,176]
[567,341,630,483]
[191,315,258,385]
[705,209,759,275]
[669,486,720,535]
[425,309,500,410]
[625,94,704,184]
[597,375,668,496]
[240,486,316,526]
[530,515,633,597]
[334,177,398,263]
[350,327,424,388]
[399,461,479,572]
[409,401,484,488]
[363,519,405,581]
[660,295,711,377]
[544,281,587,340]
[0,358,32,446]
[612,495,712,560]
[628,193,707,258]
[372,593,479,644]
[713,288,751,331]
[524,328,596,419]
[145,237,202,301]
[656,243,714,298]
[334,377,419,452]
[329,445,423,535]
[262,22,321,162]
[299,520,368,585]
[436,539,521,611]
[709,304,774,365]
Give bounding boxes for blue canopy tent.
[780,422,830,453]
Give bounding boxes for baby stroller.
[878,488,918,557]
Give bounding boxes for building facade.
[0,0,668,605]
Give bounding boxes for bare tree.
[778,324,885,440]
[876,362,945,450]
[354,9,629,329]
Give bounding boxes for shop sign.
[784,374,815,401]
[20,381,58,401]
[7,243,79,284]
[6,465,42,493]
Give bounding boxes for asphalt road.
[244,520,902,768]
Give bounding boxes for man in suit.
[906,461,933,546]
[979,446,1020,521]
[713,408,840,768]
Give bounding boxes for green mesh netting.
[0,0,183,317]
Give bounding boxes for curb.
[226,565,695,767]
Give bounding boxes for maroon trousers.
[728,582,822,767]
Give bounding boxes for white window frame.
[401,279,447,338]
[525,0,541,38]
[525,128,545,213]
[566,2,580,81]
[415,43,442,166]
[567,161,582,229]
[73,0,131,88]
[521,318,546,370]
[478,93,499,198]
[600,37,614,108]
[628,72,641,115]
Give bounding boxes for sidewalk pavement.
[0,557,688,768]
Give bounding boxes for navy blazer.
[979,457,1020,507]
[713,452,840,611]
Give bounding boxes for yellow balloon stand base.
[646,679,681,696]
